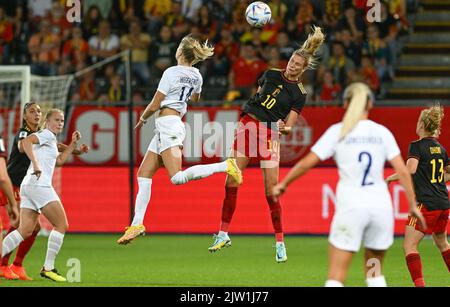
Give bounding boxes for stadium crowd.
[0,0,411,103]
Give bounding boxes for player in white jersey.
[1,109,84,282]
[273,83,425,287]
[117,35,242,245]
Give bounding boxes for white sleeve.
[311,125,339,161]
[157,68,172,95]
[383,127,401,160]
[35,130,54,146]
[195,73,203,94]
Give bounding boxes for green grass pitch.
[1,234,448,287]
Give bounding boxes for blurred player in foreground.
[273,82,425,286]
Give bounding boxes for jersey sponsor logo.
[430,146,442,155]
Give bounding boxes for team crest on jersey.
[19,131,28,139]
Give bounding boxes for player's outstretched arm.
[58,143,90,155]
[277,110,298,135]
[56,131,80,166]
[385,157,419,184]
[390,155,426,229]
[273,152,321,198]
[135,91,166,130]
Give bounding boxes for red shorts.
[0,185,20,207]
[232,114,280,164]
[406,204,449,234]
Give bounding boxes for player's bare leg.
[118,151,162,245]
[404,225,426,287]
[39,201,68,282]
[364,249,387,287]
[325,244,354,287]
[209,150,249,252]
[432,232,450,273]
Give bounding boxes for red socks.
[441,249,450,272]
[13,230,39,267]
[406,253,425,287]
[220,187,238,232]
[266,195,283,242]
[1,227,16,266]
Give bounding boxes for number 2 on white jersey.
[359,151,374,186]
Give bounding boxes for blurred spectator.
[88,20,120,64]
[295,0,316,36]
[359,55,380,93]
[28,19,61,76]
[340,28,361,66]
[0,6,14,63]
[336,5,365,43]
[144,0,172,35]
[265,46,287,70]
[269,0,288,25]
[362,25,389,65]
[83,5,102,39]
[98,74,125,103]
[214,26,240,65]
[181,0,203,22]
[72,69,96,102]
[208,0,234,24]
[195,4,217,41]
[389,0,408,32]
[228,43,267,99]
[27,0,52,23]
[119,19,151,85]
[164,1,187,41]
[150,25,177,77]
[132,91,145,104]
[46,1,71,40]
[322,41,355,87]
[276,31,296,61]
[316,70,341,103]
[62,26,89,67]
[321,0,341,36]
[84,0,112,20]
[240,28,268,58]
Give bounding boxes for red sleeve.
[3,23,13,42]
[62,41,72,56]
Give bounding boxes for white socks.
[44,230,65,271]
[131,177,152,226]
[1,230,24,258]
[171,161,228,185]
[366,275,387,287]
[324,280,344,287]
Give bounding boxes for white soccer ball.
[245,1,272,28]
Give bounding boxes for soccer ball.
[245,1,272,28]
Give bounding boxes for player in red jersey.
[386,105,450,287]
[209,27,325,262]
[0,102,88,280]
[0,135,19,283]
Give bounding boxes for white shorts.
[20,185,60,213]
[328,206,394,252]
[147,115,185,155]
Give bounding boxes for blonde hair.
[340,83,372,140]
[180,35,214,65]
[44,108,64,127]
[419,104,444,137]
[293,26,325,70]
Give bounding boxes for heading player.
[209,26,325,263]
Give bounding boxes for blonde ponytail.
[180,35,214,65]
[294,26,325,70]
[340,83,372,140]
[420,104,444,137]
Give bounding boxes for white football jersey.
[311,120,400,210]
[21,129,58,187]
[157,65,203,117]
